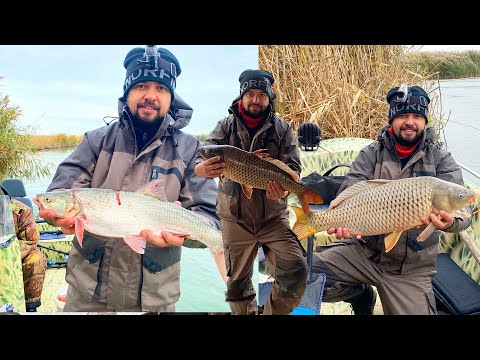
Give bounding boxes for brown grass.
[259,45,447,143]
[27,134,83,150]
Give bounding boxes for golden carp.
[290,176,478,252]
[33,180,228,283]
[200,144,323,213]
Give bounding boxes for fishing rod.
[36,243,70,256]
[447,119,480,132]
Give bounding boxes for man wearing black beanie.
[195,69,308,315]
[38,45,223,313]
[310,83,473,315]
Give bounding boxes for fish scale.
[36,187,224,254]
[201,144,324,214]
[223,148,304,194]
[316,179,433,234]
[291,176,477,252]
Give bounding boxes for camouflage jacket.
[11,199,40,260]
[47,95,220,311]
[338,125,472,274]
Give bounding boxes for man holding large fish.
[306,84,475,315]
[195,69,313,315]
[36,46,222,313]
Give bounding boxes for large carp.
[33,179,228,283]
[290,176,477,252]
[200,144,323,213]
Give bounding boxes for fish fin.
[417,223,437,242]
[241,184,253,199]
[289,206,316,240]
[331,180,386,207]
[366,179,392,184]
[137,179,167,201]
[260,157,300,182]
[75,217,85,247]
[301,187,324,206]
[123,234,147,255]
[252,151,270,159]
[384,231,402,253]
[299,187,324,214]
[451,210,471,218]
[209,248,228,284]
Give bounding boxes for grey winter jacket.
[338,125,472,274]
[47,94,220,311]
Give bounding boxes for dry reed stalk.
[259,45,447,143]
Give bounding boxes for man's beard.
[130,105,164,128]
[393,128,422,146]
[244,107,266,119]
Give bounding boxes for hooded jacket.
[47,94,220,311]
[197,97,301,226]
[338,125,472,274]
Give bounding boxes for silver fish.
[34,180,227,282]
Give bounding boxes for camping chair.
[1,178,33,211]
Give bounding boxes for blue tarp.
[39,230,66,240]
[258,245,326,315]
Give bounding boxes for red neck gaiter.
[388,126,419,158]
[238,100,264,128]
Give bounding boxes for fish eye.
[458,192,464,199]
[44,196,52,203]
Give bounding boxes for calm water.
[439,78,480,183]
[26,148,260,313]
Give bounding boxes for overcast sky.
[0,45,258,136]
[412,45,480,52]
[1,45,478,136]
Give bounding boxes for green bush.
[0,77,52,181]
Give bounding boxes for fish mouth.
[200,148,209,159]
[33,197,45,210]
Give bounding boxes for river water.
[439,78,480,183]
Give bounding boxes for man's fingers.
[161,231,185,247]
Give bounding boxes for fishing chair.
[1,178,33,211]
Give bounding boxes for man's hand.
[327,227,362,240]
[141,230,185,247]
[141,201,185,248]
[194,157,226,178]
[38,209,76,235]
[266,180,288,200]
[418,210,454,230]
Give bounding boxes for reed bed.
[27,134,83,150]
[408,50,480,79]
[259,45,446,144]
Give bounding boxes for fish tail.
[290,206,316,240]
[209,248,228,284]
[298,186,323,214]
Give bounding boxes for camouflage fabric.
[0,196,26,312]
[11,199,47,305]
